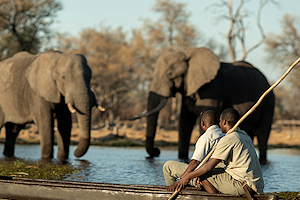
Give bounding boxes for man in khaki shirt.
[163,110,224,191]
[175,108,264,195]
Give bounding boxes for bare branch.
[211,0,279,61]
[227,0,235,61]
[243,0,267,59]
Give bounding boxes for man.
[175,108,264,196]
[163,110,225,191]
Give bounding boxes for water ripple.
[0,145,299,193]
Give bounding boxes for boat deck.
[0,176,278,200]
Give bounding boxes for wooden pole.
[168,58,300,200]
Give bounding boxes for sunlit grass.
[0,160,80,180]
[271,191,300,200]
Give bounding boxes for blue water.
[0,144,299,193]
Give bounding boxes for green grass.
[271,191,300,200]
[0,160,79,180]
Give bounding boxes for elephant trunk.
[74,105,91,157]
[146,92,168,158]
[72,89,104,157]
[65,90,92,158]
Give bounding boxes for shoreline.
[0,121,300,149]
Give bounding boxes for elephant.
[0,51,104,160]
[131,47,274,164]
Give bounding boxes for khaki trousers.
[203,167,246,195]
[163,160,246,195]
[163,160,198,187]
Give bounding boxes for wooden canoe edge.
[0,176,279,200]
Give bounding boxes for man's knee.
[163,161,172,173]
[163,160,178,173]
[163,161,180,186]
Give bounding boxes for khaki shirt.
[211,128,264,194]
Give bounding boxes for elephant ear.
[150,51,186,97]
[26,53,61,103]
[185,48,220,96]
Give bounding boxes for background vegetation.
[1,0,299,128]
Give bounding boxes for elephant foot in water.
[259,156,268,165]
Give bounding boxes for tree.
[128,29,159,110]
[265,14,300,66]
[143,0,199,52]
[265,14,300,119]
[209,0,277,61]
[0,0,62,60]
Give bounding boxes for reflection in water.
[0,144,299,193]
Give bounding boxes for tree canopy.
[265,14,300,119]
[0,0,62,60]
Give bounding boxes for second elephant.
[132,47,274,164]
[0,51,104,160]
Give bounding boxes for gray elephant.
[0,51,104,160]
[131,47,274,164]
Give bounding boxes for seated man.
[175,108,264,195]
[163,110,225,191]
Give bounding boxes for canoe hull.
[0,176,278,200]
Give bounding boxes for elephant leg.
[55,104,72,160]
[37,109,55,160]
[178,104,198,160]
[255,96,274,165]
[146,112,160,158]
[3,123,25,157]
[145,92,166,158]
[256,133,269,164]
[255,120,272,164]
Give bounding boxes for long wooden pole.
[168,58,300,200]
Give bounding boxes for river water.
[0,144,299,193]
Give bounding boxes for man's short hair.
[220,108,240,127]
[201,110,217,126]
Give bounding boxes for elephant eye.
[62,76,65,80]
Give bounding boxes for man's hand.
[166,182,179,191]
[195,177,203,187]
[175,177,189,192]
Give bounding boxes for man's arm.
[175,158,221,191]
[180,159,200,177]
[166,159,200,191]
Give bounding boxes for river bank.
[1,120,300,149]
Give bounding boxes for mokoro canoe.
[0,176,278,200]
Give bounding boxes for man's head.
[219,108,240,133]
[200,110,217,132]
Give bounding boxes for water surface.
[0,144,299,193]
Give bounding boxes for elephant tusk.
[127,97,168,120]
[67,103,76,113]
[97,105,105,112]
